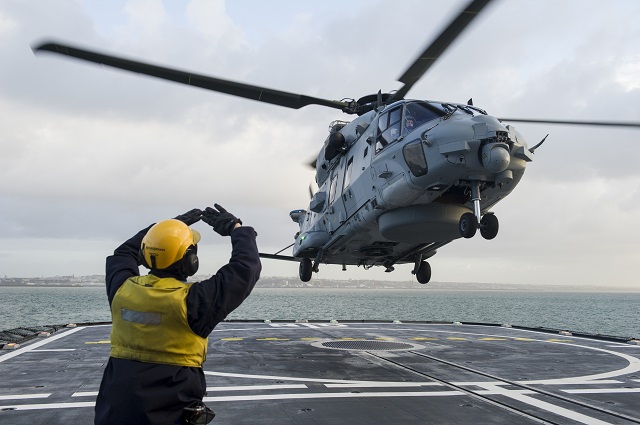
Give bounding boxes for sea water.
[1,286,638,338]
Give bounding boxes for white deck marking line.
[468,380,623,386]
[325,382,442,388]
[4,391,468,410]
[563,388,640,394]
[10,385,640,411]
[206,384,308,391]
[0,401,95,410]
[606,345,640,348]
[204,390,465,402]
[478,383,614,425]
[30,349,76,352]
[204,370,428,385]
[0,394,50,400]
[0,327,85,363]
[72,384,310,398]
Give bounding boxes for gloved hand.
[174,208,202,226]
[201,204,242,236]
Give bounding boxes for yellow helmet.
[141,219,201,270]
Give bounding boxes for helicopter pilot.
[403,117,415,135]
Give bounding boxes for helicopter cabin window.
[328,173,339,205]
[376,107,402,152]
[343,156,354,191]
[403,141,428,177]
[403,102,446,136]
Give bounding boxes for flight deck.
[1,321,640,424]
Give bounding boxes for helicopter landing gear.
[459,181,500,240]
[459,212,478,239]
[416,261,431,284]
[480,213,499,240]
[299,258,312,282]
[412,255,432,284]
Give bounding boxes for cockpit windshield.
[402,102,446,136]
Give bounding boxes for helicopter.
[33,0,640,284]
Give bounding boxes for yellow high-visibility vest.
[110,275,207,367]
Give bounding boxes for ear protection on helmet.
[180,245,199,277]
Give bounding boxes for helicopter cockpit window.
[376,107,402,152]
[403,102,446,136]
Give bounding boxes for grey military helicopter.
[34,0,640,284]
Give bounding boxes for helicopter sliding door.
[324,156,348,233]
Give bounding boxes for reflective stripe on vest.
[110,275,207,367]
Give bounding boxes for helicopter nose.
[481,142,510,173]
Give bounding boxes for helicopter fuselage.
[291,99,533,274]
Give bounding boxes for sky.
[0,0,639,287]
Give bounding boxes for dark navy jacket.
[94,225,261,425]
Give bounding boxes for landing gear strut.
[458,181,499,240]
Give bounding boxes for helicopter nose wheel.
[459,181,500,240]
[459,212,478,239]
[480,213,499,240]
[299,258,313,282]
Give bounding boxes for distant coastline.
[0,275,637,292]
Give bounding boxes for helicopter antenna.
[529,134,548,153]
[377,90,383,109]
[393,0,494,101]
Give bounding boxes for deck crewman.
[95,205,261,425]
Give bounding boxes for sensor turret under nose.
[481,142,510,173]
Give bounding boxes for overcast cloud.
[0,0,638,287]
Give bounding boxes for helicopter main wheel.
[416,260,431,284]
[459,212,478,239]
[480,213,499,240]
[299,258,313,282]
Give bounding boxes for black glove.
[174,208,202,226]
[201,204,241,236]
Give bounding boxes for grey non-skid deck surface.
[1,322,639,424]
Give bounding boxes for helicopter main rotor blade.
[33,41,350,112]
[394,0,494,100]
[498,118,640,128]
